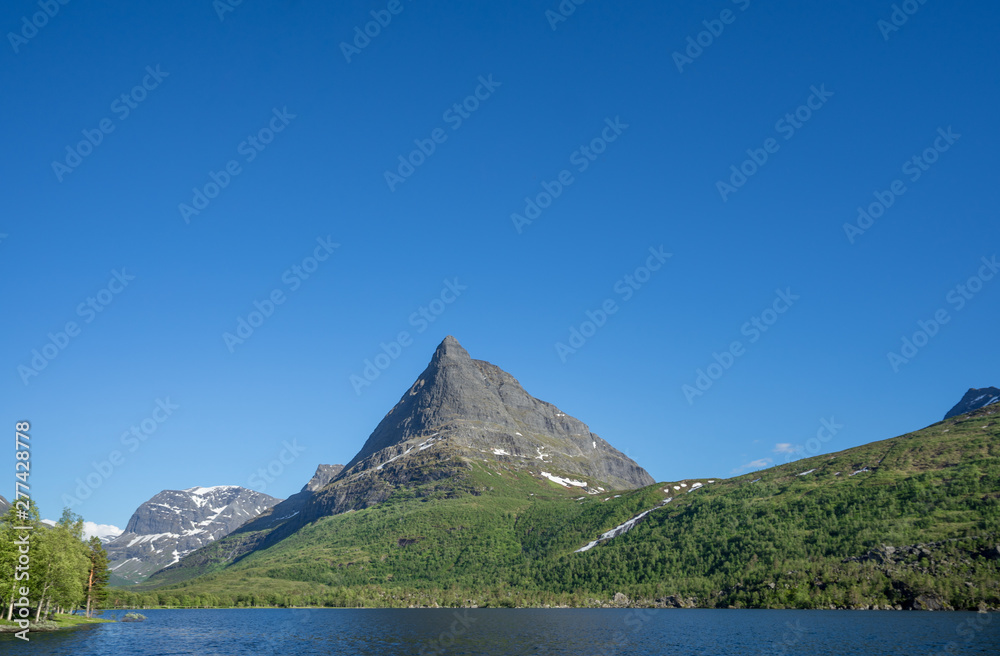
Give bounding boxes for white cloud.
[84,522,123,541]
[731,458,772,474]
[773,443,798,454]
[41,519,123,542]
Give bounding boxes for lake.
[1,609,996,655]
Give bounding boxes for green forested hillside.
[111,406,1000,610]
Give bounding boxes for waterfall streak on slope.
[574,498,672,553]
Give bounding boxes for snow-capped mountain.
[105,485,280,583]
[944,387,1000,419]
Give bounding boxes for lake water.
[1,609,996,655]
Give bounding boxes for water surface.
[1,608,996,655]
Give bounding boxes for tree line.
[0,504,110,621]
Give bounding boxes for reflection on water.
[1,608,996,656]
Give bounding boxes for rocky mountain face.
[0,495,9,514]
[944,387,1000,419]
[233,465,345,534]
[224,336,654,554]
[302,464,345,492]
[105,486,280,583]
[341,336,652,487]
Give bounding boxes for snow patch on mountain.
[541,471,587,487]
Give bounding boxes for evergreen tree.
[85,536,111,617]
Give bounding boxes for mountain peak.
[337,336,653,490]
[301,464,344,493]
[944,386,1000,419]
[432,335,470,362]
[106,486,280,583]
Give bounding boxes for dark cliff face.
[105,486,280,583]
[339,335,654,490]
[181,336,655,563]
[302,464,344,492]
[230,465,346,535]
[944,387,1000,419]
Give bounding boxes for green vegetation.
[0,506,112,624]
[115,409,1000,610]
[0,612,114,633]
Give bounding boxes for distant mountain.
[133,399,1000,611]
[0,495,9,514]
[105,486,280,584]
[145,336,653,583]
[944,386,1000,419]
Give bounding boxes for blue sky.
[2,0,997,533]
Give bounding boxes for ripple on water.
[1,608,996,656]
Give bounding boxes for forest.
[0,504,110,627]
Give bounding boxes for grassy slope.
[120,408,999,609]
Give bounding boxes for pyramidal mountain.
[105,486,280,584]
[944,386,999,419]
[152,336,653,575]
[341,336,652,489]
[130,343,1000,611]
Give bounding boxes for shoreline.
[0,613,114,634]
[95,604,999,612]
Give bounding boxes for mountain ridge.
[945,386,1000,419]
[105,485,280,584]
[141,335,654,581]
[128,401,1000,610]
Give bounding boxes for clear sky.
[2,0,998,533]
